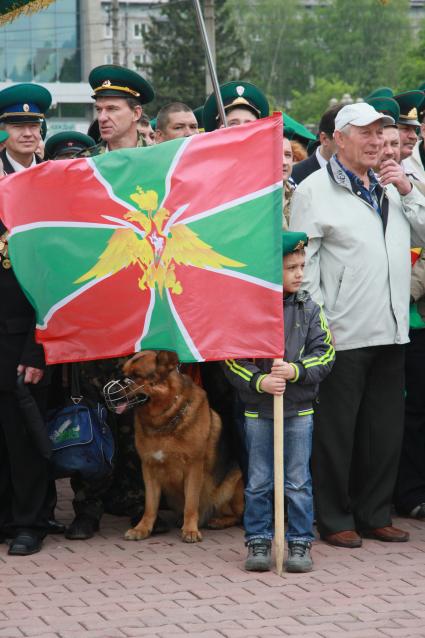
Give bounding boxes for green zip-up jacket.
[221,290,335,419]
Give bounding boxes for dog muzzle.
[103,377,149,414]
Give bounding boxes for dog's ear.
[156,351,179,374]
[122,351,151,376]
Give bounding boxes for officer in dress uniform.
[414,83,425,173]
[368,89,425,176]
[392,91,424,177]
[393,90,425,185]
[0,83,61,555]
[65,65,169,540]
[203,81,269,132]
[76,64,153,158]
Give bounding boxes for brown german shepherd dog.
[116,351,244,543]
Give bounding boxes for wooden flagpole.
[274,358,285,576]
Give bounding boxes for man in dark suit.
[0,83,57,555]
[292,104,343,185]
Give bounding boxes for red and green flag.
[0,114,284,364]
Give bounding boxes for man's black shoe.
[8,530,43,556]
[45,519,66,535]
[65,515,99,540]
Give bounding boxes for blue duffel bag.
[47,364,114,479]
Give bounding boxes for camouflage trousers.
[70,359,145,522]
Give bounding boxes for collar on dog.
[146,398,191,435]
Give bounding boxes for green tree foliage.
[289,78,359,125]
[230,0,411,126]
[312,0,410,97]
[143,0,245,115]
[145,0,417,129]
[228,0,318,107]
[397,21,425,92]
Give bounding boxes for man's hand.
[379,159,412,195]
[260,374,286,396]
[17,364,44,384]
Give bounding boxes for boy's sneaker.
[245,538,272,572]
[285,541,313,573]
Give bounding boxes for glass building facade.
[0,0,80,83]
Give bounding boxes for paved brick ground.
[2,481,425,638]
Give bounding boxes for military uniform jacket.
[0,150,45,390]
[75,132,146,158]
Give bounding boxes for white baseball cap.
[334,102,395,131]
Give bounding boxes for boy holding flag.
[223,231,334,572]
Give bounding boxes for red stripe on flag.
[37,264,151,364]
[171,265,284,360]
[162,115,283,224]
[0,159,128,230]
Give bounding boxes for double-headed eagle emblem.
[75,187,244,296]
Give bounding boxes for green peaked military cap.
[45,131,96,160]
[89,64,154,105]
[365,96,400,124]
[0,82,52,123]
[283,113,316,142]
[203,81,269,132]
[282,231,308,256]
[0,130,8,143]
[365,87,394,99]
[393,90,424,127]
[417,82,425,120]
[193,106,204,129]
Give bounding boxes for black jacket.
[0,151,46,390]
[291,152,321,185]
[221,290,335,418]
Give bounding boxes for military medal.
[0,231,10,269]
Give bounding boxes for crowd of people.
[1,63,425,577]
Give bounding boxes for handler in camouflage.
[66,64,161,540]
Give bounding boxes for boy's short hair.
[284,247,305,258]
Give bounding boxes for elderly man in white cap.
[290,102,425,549]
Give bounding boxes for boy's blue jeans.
[244,414,315,543]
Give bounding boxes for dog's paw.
[124,526,151,541]
[182,528,203,543]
